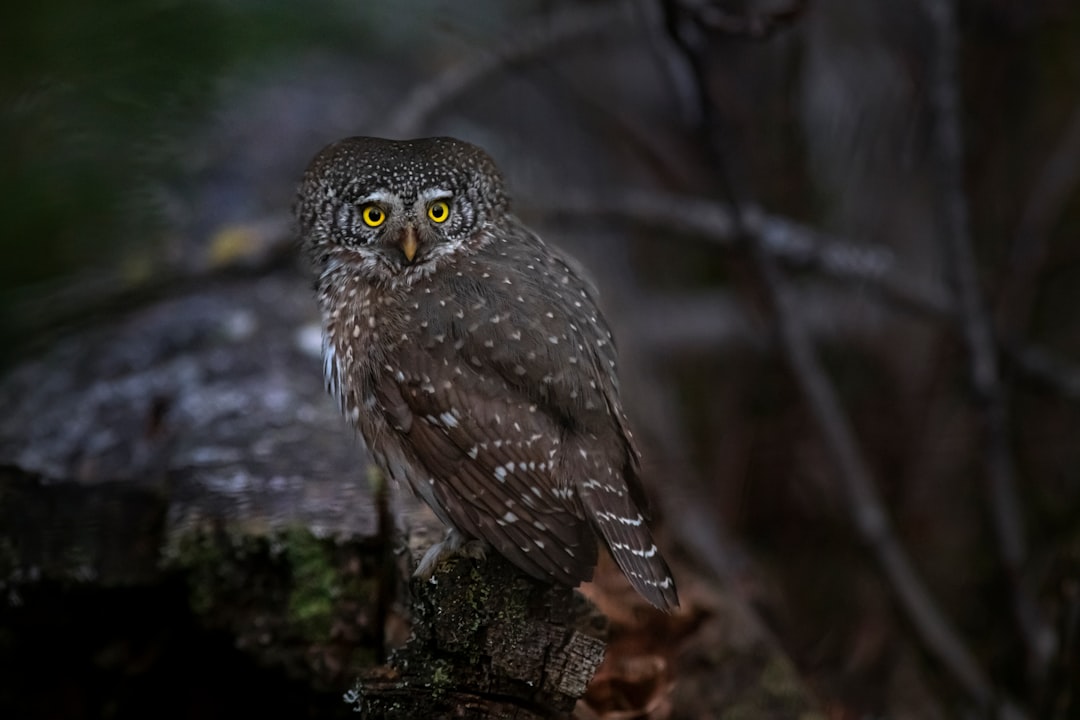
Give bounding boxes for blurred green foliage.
[0,0,379,299]
[1,0,229,291]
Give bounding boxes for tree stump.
[0,267,820,718]
[351,553,607,719]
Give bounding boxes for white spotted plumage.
[297,136,678,611]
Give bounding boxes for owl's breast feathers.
[318,227,678,609]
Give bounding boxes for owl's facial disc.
[328,182,469,276]
[354,191,423,267]
[298,136,509,281]
[380,188,456,267]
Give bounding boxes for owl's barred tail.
[581,480,679,612]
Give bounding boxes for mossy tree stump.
[351,553,607,719]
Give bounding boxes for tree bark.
[351,553,607,719]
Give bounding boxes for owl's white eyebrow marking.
[362,190,397,204]
[419,187,453,202]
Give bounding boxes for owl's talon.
[458,539,487,562]
[414,528,488,580]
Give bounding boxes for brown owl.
[296,137,678,611]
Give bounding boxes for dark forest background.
[2,1,1079,718]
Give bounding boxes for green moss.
[428,658,454,700]
[759,655,802,699]
[492,575,531,648]
[170,530,230,617]
[167,522,386,661]
[283,527,342,641]
[463,563,492,633]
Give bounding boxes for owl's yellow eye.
[427,201,450,223]
[362,205,386,227]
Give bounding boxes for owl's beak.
[400,225,419,263]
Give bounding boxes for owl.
[296,136,678,611]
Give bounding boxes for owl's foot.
[414,528,488,580]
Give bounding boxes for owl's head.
[296,136,509,284]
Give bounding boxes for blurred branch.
[922,0,1055,679]
[544,189,1080,405]
[651,0,804,129]
[543,191,1080,407]
[543,192,950,316]
[381,2,634,138]
[384,0,807,140]
[673,0,806,40]
[651,6,1006,713]
[633,287,892,354]
[1006,343,1080,402]
[740,213,1002,714]
[996,100,1080,339]
[633,291,762,352]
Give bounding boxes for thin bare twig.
[921,0,1055,678]
[542,190,1080,408]
[745,221,1000,711]
[541,192,952,317]
[675,0,806,40]
[997,100,1080,339]
[381,2,635,138]
[1005,343,1080,402]
[376,0,1080,426]
[631,287,898,354]
[651,4,1005,712]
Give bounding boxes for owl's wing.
[456,238,675,608]
[454,241,654,520]
[374,346,599,586]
